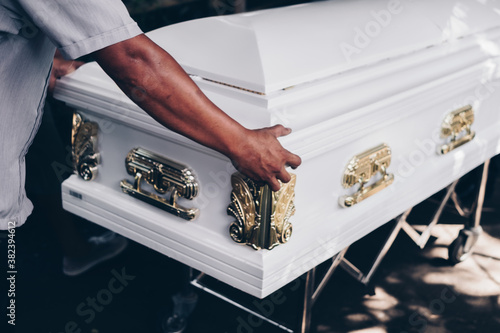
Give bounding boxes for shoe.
[162,314,187,333]
[62,231,128,276]
[161,292,198,333]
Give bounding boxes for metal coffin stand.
[184,159,492,333]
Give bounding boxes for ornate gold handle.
[72,113,100,181]
[120,148,199,221]
[439,105,475,155]
[339,144,394,208]
[227,173,296,250]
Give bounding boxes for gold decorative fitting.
[72,113,100,181]
[227,173,296,251]
[120,148,199,221]
[439,105,475,155]
[340,143,394,208]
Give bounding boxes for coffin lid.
[148,0,500,95]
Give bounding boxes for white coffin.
[54,0,500,298]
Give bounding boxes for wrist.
[222,126,250,162]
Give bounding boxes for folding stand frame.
[185,160,491,333]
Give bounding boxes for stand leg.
[180,265,194,296]
[298,269,315,333]
[162,265,198,333]
[448,159,490,264]
[471,159,491,229]
[340,211,411,291]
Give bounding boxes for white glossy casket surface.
[55,0,500,298]
[149,0,500,94]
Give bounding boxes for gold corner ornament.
[227,173,296,251]
[72,113,100,181]
[120,148,199,221]
[340,143,394,208]
[439,105,475,155]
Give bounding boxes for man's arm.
[91,34,301,191]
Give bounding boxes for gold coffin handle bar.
[439,105,475,155]
[120,148,199,221]
[340,143,394,208]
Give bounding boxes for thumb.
[268,124,292,138]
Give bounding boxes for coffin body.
[54,0,500,298]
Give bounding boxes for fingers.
[66,60,85,75]
[53,58,85,78]
[269,125,302,168]
[235,125,301,191]
[266,126,302,190]
[270,163,298,191]
[287,152,302,169]
[58,60,84,77]
[276,167,292,183]
[49,58,85,95]
[267,177,281,192]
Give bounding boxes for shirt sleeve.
[16,0,143,59]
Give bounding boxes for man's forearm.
[92,34,301,190]
[92,34,246,159]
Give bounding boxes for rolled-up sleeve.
[16,0,143,59]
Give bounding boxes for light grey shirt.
[0,0,142,229]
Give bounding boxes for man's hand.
[92,34,301,190]
[230,125,301,191]
[48,50,84,94]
